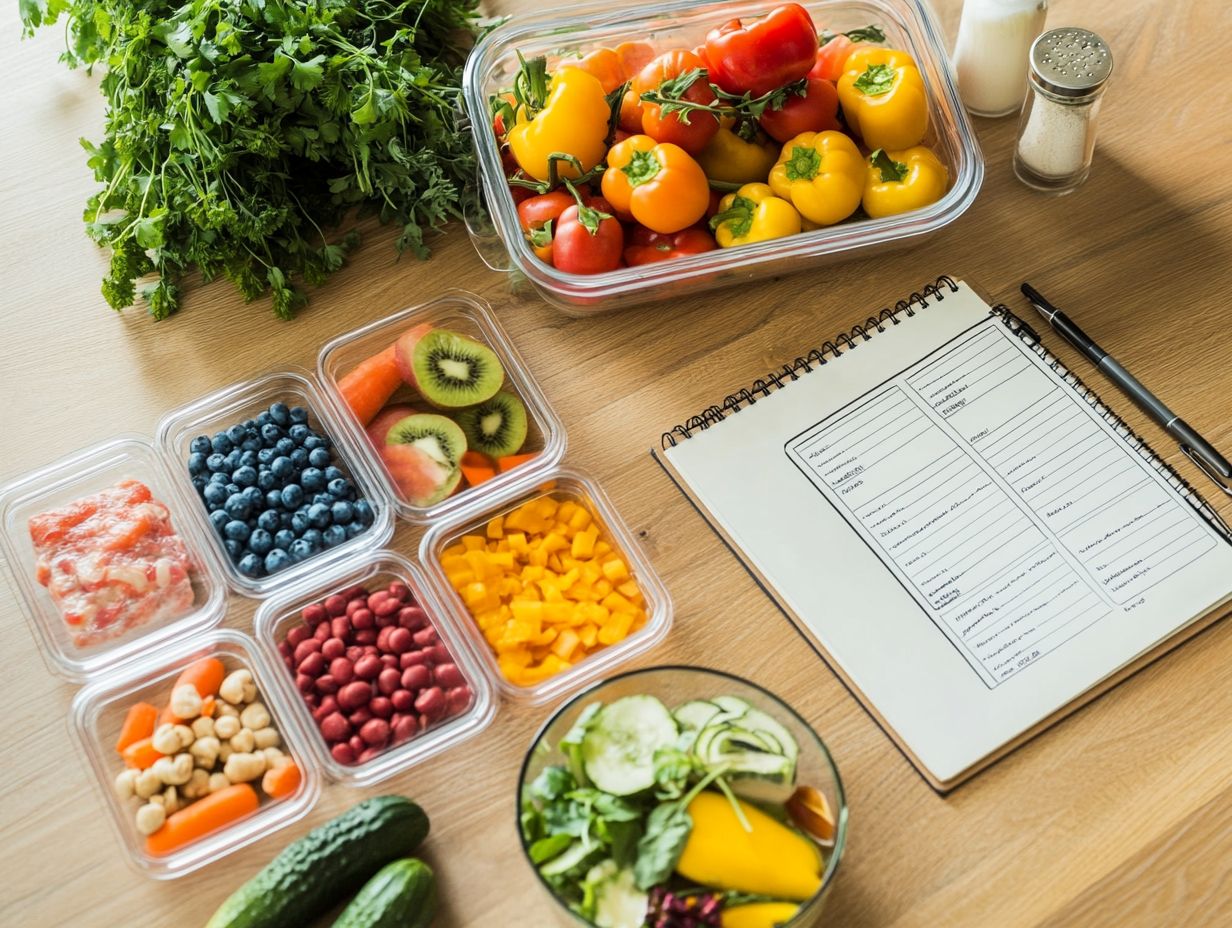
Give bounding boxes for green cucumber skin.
[205,797,430,928]
[332,858,437,928]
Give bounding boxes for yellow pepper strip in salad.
[720,902,804,928]
[768,130,864,226]
[710,183,801,248]
[507,60,611,183]
[836,47,929,151]
[862,146,948,218]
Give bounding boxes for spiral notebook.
[654,276,1232,791]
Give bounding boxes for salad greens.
[20,0,481,319]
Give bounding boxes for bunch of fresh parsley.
[20,0,481,319]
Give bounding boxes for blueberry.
[323,524,348,548]
[255,470,275,492]
[260,423,283,445]
[190,436,211,455]
[289,424,310,445]
[203,483,228,508]
[224,538,243,561]
[290,511,311,534]
[224,493,251,520]
[242,486,264,507]
[247,528,274,556]
[279,512,295,529]
[346,520,367,539]
[301,467,325,492]
[237,553,263,577]
[355,499,374,526]
[226,424,246,444]
[301,528,324,550]
[209,509,230,533]
[257,510,280,532]
[240,437,261,452]
[224,449,241,471]
[290,448,309,469]
[223,519,250,541]
[273,529,296,550]
[303,435,326,452]
[237,449,257,467]
[209,471,228,485]
[211,434,233,454]
[224,483,241,498]
[324,466,345,483]
[233,465,258,488]
[288,539,313,562]
[289,405,308,424]
[256,411,272,427]
[275,437,296,456]
[269,402,290,426]
[191,475,207,492]
[264,548,292,574]
[271,456,294,480]
[206,452,227,473]
[307,447,331,469]
[257,448,276,466]
[312,493,335,507]
[331,500,355,524]
[187,452,209,476]
[280,484,304,508]
[306,502,331,528]
[265,489,284,510]
[327,478,353,499]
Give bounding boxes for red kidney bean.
[433,662,465,688]
[363,644,380,656]
[373,596,400,618]
[397,606,427,630]
[337,681,372,711]
[391,689,415,712]
[348,734,365,755]
[324,593,348,616]
[345,597,364,617]
[283,655,294,671]
[360,718,390,746]
[320,712,351,742]
[412,626,438,648]
[303,691,319,709]
[400,650,430,669]
[349,705,373,727]
[377,667,401,696]
[286,625,308,647]
[376,626,395,651]
[277,639,292,658]
[388,581,411,600]
[367,591,389,612]
[445,686,473,714]
[401,665,431,691]
[314,622,331,642]
[314,674,339,695]
[354,655,381,680]
[369,696,393,719]
[331,742,356,765]
[354,629,377,645]
[351,608,374,630]
[392,715,419,744]
[378,656,397,673]
[343,583,368,599]
[425,644,451,666]
[297,652,325,677]
[330,616,351,640]
[330,658,354,685]
[292,639,321,663]
[414,686,445,719]
[346,645,364,663]
[296,673,315,694]
[302,602,328,624]
[387,628,413,654]
[311,703,334,724]
[321,637,346,661]
[318,695,339,717]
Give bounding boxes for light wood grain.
[2,1,1231,925]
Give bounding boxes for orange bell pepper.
[601,135,710,234]
[570,41,656,94]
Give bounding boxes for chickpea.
[252,727,281,750]
[208,772,231,793]
[219,742,234,763]
[262,747,286,768]
[240,703,270,731]
[182,768,210,800]
[229,728,256,754]
[114,768,139,801]
[190,716,215,739]
[135,768,163,799]
[219,669,256,706]
[153,723,194,754]
[162,786,180,814]
[190,736,221,769]
[152,753,194,786]
[135,802,166,836]
[213,715,241,740]
[215,702,239,719]
[170,684,203,720]
[223,752,266,784]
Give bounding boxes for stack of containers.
[0,290,671,878]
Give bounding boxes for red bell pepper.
[623,226,717,266]
[704,4,819,98]
[631,50,720,154]
[759,78,841,143]
[810,26,887,82]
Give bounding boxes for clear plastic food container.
[317,290,565,524]
[420,467,673,705]
[70,629,321,879]
[253,551,497,787]
[156,368,394,598]
[0,436,226,682]
[461,0,983,314]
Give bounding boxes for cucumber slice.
[581,696,678,796]
[673,700,722,731]
[712,695,751,716]
[740,707,799,761]
[540,840,596,877]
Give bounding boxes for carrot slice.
[497,452,538,473]
[261,761,302,799]
[115,702,159,754]
[122,737,163,770]
[460,451,498,487]
[146,783,260,856]
[337,344,403,427]
[158,657,227,725]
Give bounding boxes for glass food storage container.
[254,550,497,787]
[518,666,848,927]
[0,435,226,682]
[462,0,983,315]
[317,291,565,525]
[156,368,394,599]
[420,467,672,706]
[70,629,321,879]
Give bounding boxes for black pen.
[1021,282,1232,497]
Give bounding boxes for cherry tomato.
[553,196,624,274]
[759,78,841,142]
[517,190,574,264]
[632,50,720,155]
[704,4,819,97]
[623,226,717,266]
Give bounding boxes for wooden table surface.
[3,0,1232,925]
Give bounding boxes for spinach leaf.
[633,801,693,890]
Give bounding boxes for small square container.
[0,436,226,682]
[70,629,321,879]
[461,0,984,314]
[420,467,672,705]
[156,368,394,598]
[254,551,496,787]
[317,290,566,523]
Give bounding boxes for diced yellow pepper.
[578,624,598,647]
[462,536,486,552]
[601,558,630,583]
[487,515,504,539]
[568,507,592,532]
[507,532,529,556]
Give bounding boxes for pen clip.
[1181,444,1232,497]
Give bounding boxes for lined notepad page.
[664,282,1232,782]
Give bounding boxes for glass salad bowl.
[517,666,847,928]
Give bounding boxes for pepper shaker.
[1013,28,1113,193]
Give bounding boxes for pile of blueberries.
[187,402,374,578]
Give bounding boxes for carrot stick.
[338,345,403,427]
[122,737,163,770]
[159,657,228,725]
[200,695,216,718]
[261,761,302,799]
[115,702,160,754]
[145,784,260,856]
[460,451,497,488]
[497,452,538,473]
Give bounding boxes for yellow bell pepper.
[675,791,823,901]
[862,146,949,218]
[768,130,863,226]
[696,127,780,186]
[710,183,801,248]
[720,902,802,928]
[507,63,610,183]
[837,47,929,151]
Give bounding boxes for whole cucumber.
[205,796,430,928]
[332,858,437,928]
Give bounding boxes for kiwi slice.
[412,329,504,409]
[385,413,467,467]
[455,391,529,459]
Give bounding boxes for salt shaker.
[1013,28,1113,193]
[953,0,1048,117]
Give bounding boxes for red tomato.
[632,50,720,155]
[623,226,717,266]
[810,35,857,82]
[553,196,624,274]
[704,4,819,98]
[759,78,841,142]
[517,190,574,264]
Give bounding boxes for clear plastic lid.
[69,629,321,879]
[317,290,566,523]
[253,550,496,787]
[155,368,394,598]
[0,435,226,682]
[419,467,673,705]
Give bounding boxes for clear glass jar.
[1013,28,1113,193]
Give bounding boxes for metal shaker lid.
[1029,28,1113,97]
